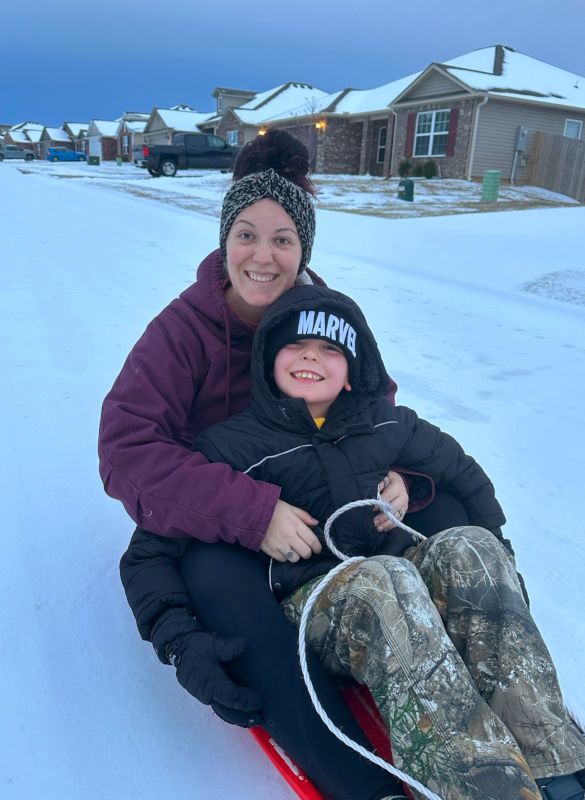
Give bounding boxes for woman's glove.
[151,608,263,728]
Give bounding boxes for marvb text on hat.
[296,311,357,358]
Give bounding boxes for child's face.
[273,338,351,417]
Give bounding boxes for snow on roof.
[120,120,147,133]
[8,130,29,143]
[329,72,422,115]
[24,128,43,143]
[10,121,44,131]
[44,128,72,142]
[440,46,585,111]
[155,109,214,130]
[90,120,120,136]
[234,83,329,124]
[64,123,88,136]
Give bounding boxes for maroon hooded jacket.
[98,249,402,548]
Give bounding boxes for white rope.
[297,497,443,800]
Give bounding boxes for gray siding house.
[390,45,585,181]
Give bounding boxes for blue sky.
[2,0,584,127]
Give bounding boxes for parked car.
[145,133,238,177]
[0,145,35,161]
[46,147,86,162]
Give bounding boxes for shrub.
[423,159,438,179]
[398,159,412,178]
[411,162,424,177]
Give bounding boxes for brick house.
[86,120,120,161]
[211,83,329,150]
[389,45,585,181]
[63,123,89,155]
[39,127,74,159]
[142,108,214,146]
[3,122,44,155]
[116,112,149,161]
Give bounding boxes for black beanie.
[265,305,362,388]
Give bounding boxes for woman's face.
[224,198,303,324]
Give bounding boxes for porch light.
[315,120,327,132]
[258,127,267,136]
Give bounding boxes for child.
[121,286,585,800]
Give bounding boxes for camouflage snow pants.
[281,526,585,800]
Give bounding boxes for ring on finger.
[285,548,297,561]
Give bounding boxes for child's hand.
[373,471,409,532]
[261,499,322,562]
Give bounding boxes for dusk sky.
[2,0,584,127]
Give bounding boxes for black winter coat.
[121,286,506,643]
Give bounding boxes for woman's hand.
[373,471,409,532]
[261,500,322,562]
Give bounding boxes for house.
[142,108,215,145]
[86,120,120,161]
[39,128,74,159]
[389,44,585,181]
[210,83,329,149]
[3,122,44,154]
[63,123,89,155]
[116,111,149,161]
[246,76,420,175]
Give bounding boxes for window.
[377,126,387,164]
[208,135,226,149]
[226,130,238,147]
[122,134,129,154]
[564,119,583,139]
[414,109,451,156]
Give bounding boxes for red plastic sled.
[250,685,412,799]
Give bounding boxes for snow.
[154,108,215,131]
[1,161,584,799]
[64,123,89,136]
[88,119,120,137]
[442,46,585,111]
[235,83,329,124]
[330,72,421,115]
[43,127,72,142]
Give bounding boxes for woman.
[101,130,467,800]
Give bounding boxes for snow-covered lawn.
[1,164,584,800]
[8,157,578,220]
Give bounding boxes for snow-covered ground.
[1,163,584,800]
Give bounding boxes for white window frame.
[226,129,238,146]
[414,108,451,157]
[376,126,387,164]
[122,134,129,154]
[564,119,582,140]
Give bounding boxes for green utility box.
[481,170,501,203]
[88,155,100,166]
[116,157,122,166]
[397,178,414,202]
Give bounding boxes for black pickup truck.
[145,132,238,177]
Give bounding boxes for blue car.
[47,147,86,162]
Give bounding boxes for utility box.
[116,156,122,166]
[515,126,529,152]
[88,155,100,166]
[481,170,501,203]
[397,178,414,202]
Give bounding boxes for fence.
[528,131,585,202]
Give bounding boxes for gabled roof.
[120,120,147,133]
[88,120,120,137]
[213,86,256,99]
[322,72,422,116]
[6,130,30,143]
[150,108,215,132]
[43,127,72,142]
[63,122,88,136]
[10,121,43,132]
[232,83,329,125]
[24,128,43,143]
[396,45,585,112]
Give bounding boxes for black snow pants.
[179,491,468,800]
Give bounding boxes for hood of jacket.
[249,285,393,433]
